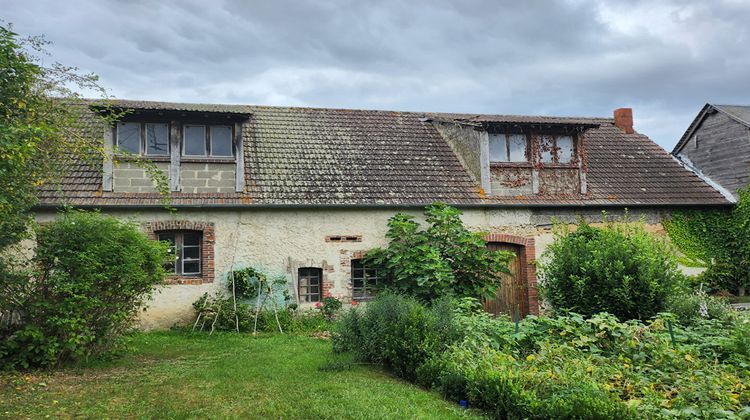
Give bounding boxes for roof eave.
[33,201,733,211]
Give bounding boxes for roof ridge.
[84,97,615,121]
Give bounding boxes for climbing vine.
[664,187,750,295]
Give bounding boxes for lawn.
[0,332,483,419]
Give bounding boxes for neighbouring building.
[672,103,750,201]
[35,101,730,329]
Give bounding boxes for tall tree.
[0,24,111,247]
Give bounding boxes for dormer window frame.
[489,132,530,164]
[115,121,170,157]
[182,123,235,158]
[539,133,577,165]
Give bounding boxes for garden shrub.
[335,294,750,418]
[539,219,685,320]
[332,292,461,380]
[365,203,513,301]
[666,288,734,326]
[0,211,168,369]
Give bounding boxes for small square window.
[117,122,141,154]
[145,123,169,155]
[184,125,207,156]
[351,259,383,301]
[210,126,233,157]
[298,267,322,303]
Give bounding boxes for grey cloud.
[3,0,750,149]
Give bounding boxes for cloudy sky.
[3,0,749,149]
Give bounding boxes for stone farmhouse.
[35,100,731,329]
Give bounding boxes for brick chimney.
[613,108,634,134]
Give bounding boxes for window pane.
[540,135,554,163]
[489,133,508,162]
[210,126,233,157]
[183,261,200,275]
[158,233,176,244]
[184,125,206,156]
[146,123,169,155]
[508,134,527,162]
[183,232,201,246]
[556,135,574,163]
[157,233,176,273]
[183,246,200,259]
[117,122,140,154]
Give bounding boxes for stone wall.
[180,163,236,193]
[35,206,677,330]
[113,162,170,193]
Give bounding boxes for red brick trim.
[144,220,215,285]
[484,233,538,316]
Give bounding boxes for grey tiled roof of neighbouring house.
[37,99,730,208]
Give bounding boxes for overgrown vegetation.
[192,266,335,335]
[665,186,750,296]
[539,218,685,320]
[365,202,513,301]
[334,293,750,418]
[0,211,168,369]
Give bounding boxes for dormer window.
[540,135,574,163]
[489,133,528,163]
[183,124,234,157]
[116,122,169,156]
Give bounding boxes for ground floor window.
[298,267,322,303]
[158,231,202,276]
[351,259,382,301]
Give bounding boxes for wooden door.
[483,243,528,318]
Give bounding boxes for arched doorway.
[483,234,538,318]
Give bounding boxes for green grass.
[0,332,483,419]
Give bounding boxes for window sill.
[114,154,171,163]
[180,157,236,164]
[490,162,532,168]
[539,163,578,168]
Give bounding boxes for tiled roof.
[713,104,750,127]
[37,101,729,208]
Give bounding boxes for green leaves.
[364,203,512,301]
[665,187,750,295]
[0,210,168,369]
[539,219,684,321]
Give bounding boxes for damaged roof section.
[37,100,730,208]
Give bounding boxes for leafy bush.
[316,295,342,320]
[332,292,461,380]
[365,203,513,301]
[335,294,750,418]
[0,211,167,369]
[666,288,734,326]
[539,219,685,320]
